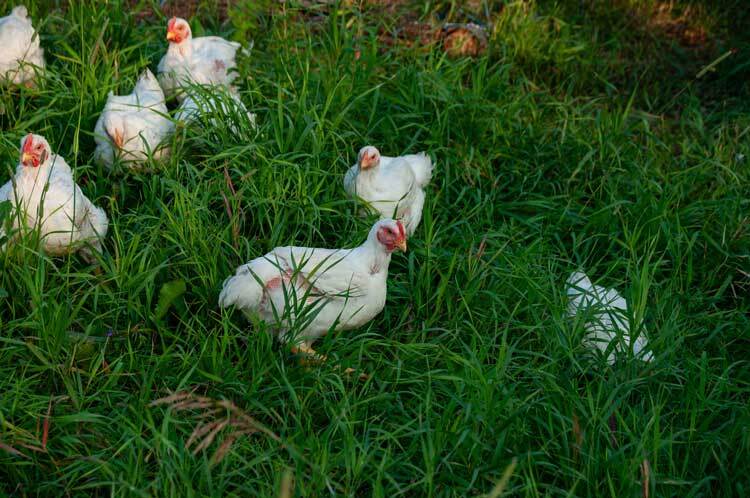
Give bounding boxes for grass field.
[1,0,749,496]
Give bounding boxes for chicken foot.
[290,343,368,380]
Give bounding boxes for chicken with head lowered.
[219,219,407,360]
[0,134,108,263]
[566,271,654,365]
[94,69,173,169]
[344,146,433,236]
[0,5,45,86]
[157,16,244,102]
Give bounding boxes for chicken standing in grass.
[157,16,243,101]
[344,146,433,236]
[219,219,407,359]
[93,69,173,169]
[0,134,108,262]
[566,271,654,364]
[0,6,45,86]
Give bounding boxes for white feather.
[402,152,433,188]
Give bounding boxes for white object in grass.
[0,134,108,263]
[344,146,433,236]
[94,69,173,169]
[0,6,45,85]
[219,219,407,353]
[157,16,245,102]
[566,271,654,364]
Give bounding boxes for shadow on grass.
[534,0,750,112]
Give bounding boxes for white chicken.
[175,87,257,134]
[157,17,244,102]
[0,134,108,262]
[93,69,173,169]
[566,271,654,365]
[0,6,45,86]
[219,218,407,358]
[344,146,433,236]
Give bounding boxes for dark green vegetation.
[1,0,749,496]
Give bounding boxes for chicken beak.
[166,30,177,42]
[113,130,124,148]
[21,152,33,165]
[396,239,407,252]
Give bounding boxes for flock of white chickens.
[0,6,653,370]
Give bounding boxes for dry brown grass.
[150,390,279,465]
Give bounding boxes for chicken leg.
[290,342,367,379]
[290,342,326,365]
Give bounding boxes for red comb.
[167,17,177,30]
[22,133,33,153]
[396,220,405,239]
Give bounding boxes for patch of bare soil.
[617,0,714,54]
[377,19,440,50]
[371,2,490,57]
[644,2,710,50]
[130,0,235,23]
[126,0,490,57]
[287,0,490,57]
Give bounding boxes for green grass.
[1,0,749,496]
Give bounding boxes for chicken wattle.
[219,219,407,357]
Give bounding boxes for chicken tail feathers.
[87,204,109,241]
[77,203,108,264]
[408,153,433,188]
[219,270,264,311]
[403,189,425,236]
[219,256,281,311]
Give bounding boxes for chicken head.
[358,145,381,170]
[166,17,191,44]
[20,133,50,168]
[376,219,407,252]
